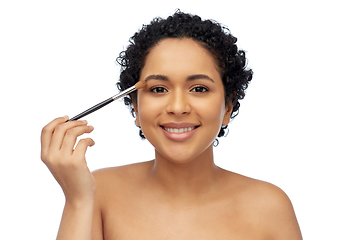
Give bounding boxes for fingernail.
[81,120,88,124]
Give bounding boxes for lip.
[160,122,200,142]
[160,122,199,128]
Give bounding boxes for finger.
[41,116,69,159]
[73,138,95,159]
[49,120,89,152]
[61,125,94,154]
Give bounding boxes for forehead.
[141,38,221,80]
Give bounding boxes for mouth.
[162,126,198,133]
[159,123,200,134]
[159,123,200,142]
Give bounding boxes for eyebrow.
[144,74,214,83]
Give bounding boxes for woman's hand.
[41,116,96,203]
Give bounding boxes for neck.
[149,145,222,199]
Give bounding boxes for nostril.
[165,93,191,115]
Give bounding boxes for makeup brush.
[67,81,147,121]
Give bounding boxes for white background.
[1,0,359,239]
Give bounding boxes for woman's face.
[135,38,232,163]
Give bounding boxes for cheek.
[193,95,226,125]
[137,94,163,123]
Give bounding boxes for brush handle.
[111,85,136,101]
[67,85,137,122]
[67,97,114,121]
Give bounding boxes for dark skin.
[91,161,301,239]
[41,38,302,240]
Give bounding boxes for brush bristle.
[135,81,147,90]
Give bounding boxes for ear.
[133,102,141,127]
[222,103,233,126]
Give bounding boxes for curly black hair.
[116,11,253,140]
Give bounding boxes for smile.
[163,127,196,133]
[160,123,200,141]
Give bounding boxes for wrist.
[65,195,95,210]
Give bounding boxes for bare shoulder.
[92,160,153,178]
[222,170,290,201]
[92,160,152,178]
[92,160,154,194]
[222,170,302,239]
[239,175,292,208]
[90,161,154,239]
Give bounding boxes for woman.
[41,11,302,239]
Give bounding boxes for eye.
[190,85,209,93]
[150,86,168,93]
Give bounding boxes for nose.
[165,89,191,115]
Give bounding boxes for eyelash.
[150,86,168,93]
[149,85,209,93]
[190,85,209,93]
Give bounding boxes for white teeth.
[164,127,196,133]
